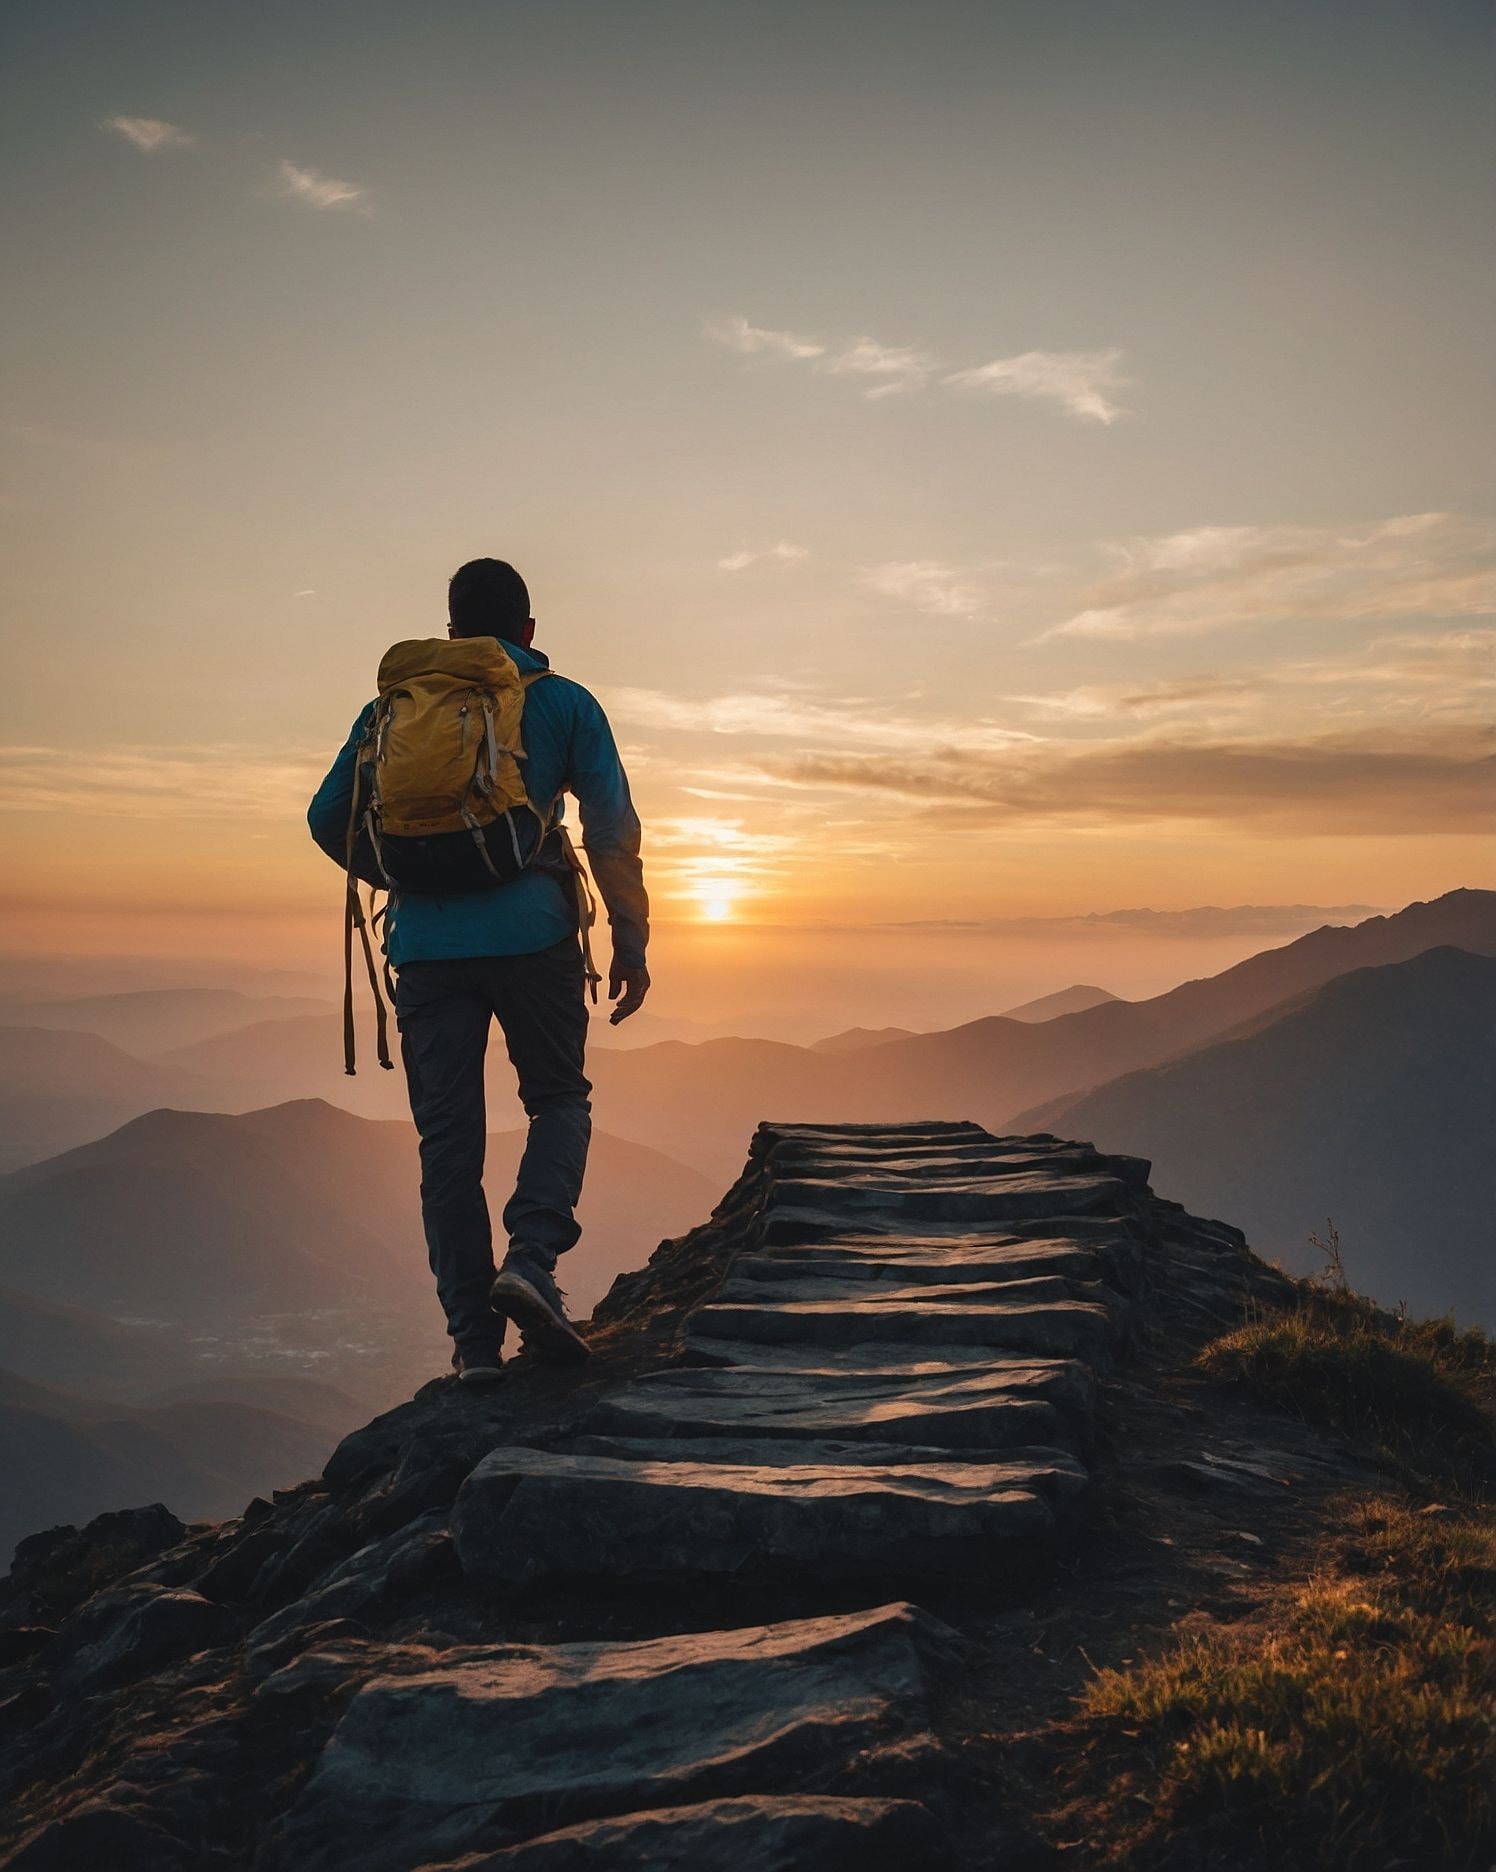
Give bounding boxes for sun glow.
[694,878,740,922]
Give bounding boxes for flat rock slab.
[689,1295,1116,1362]
[736,1238,1100,1284]
[679,1335,1097,1389]
[569,1435,1089,1508]
[274,1603,955,1872]
[439,1795,940,1870]
[761,1205,1132,1249]
[452,1446,1059,1588]
[585,1363,1082,1449]
[769,1173,1126,1224]
[715,1272,1085,1312]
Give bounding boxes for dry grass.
[1060,1279,1495,1869]
[1197,1285,1495,1488]
[1078,1500,1495,1869]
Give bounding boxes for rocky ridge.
[0,1121,1296,1870]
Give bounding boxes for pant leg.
[393,959,502,1359]
[483,938,592,1274]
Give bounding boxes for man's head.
[447,558,534,647]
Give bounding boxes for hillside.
[0,988,333,1057]
[0,1370,338,1561]
[0,1026,231,1173]
[0,1100,716,1330]
[1022,946,1496,1327]
[997,983,1119,1022]
[3,1122,1487,1869]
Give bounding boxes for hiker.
[307,558,649,1384]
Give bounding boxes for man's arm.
[566,691,650,1021]
[307,703,375,866]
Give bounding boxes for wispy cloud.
[611,687,1035,752]
[274,159,371,215]
[761,724,1496,835]
[1042,513,1496,641]
[861,560,986,617]
[102,115,195,153]
[0,745,322,818]
[716,541,810,573]
[942,348,1129,424]
[706,315,825,361]
[708,314,1130,420]
[828,337,938,399]
[1011,629,1496,723]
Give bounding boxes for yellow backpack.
[339,637,596,1075]
[352,636,552,891]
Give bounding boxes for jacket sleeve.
[307,703,375,867]
[566,690,650,971]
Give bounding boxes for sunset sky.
[2,1,1491,1031]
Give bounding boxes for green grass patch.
[1078,1500,1496,1869]
[1197,1287,1495,1488]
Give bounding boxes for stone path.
[453,1121,1137,1596]
[5,1120,1183,1872]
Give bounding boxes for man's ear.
[519,617,537,648]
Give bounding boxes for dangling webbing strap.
[555,825,602,1003]
[343,751,394,1076]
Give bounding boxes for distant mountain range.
[1021,946,1496,1327]
[0,986,332,1056]
[0,1367,341,1563]
[0,1100,716,1329]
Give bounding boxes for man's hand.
[608,963,651,1025]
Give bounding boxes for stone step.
[584,1369,1069,1451]
[688,1295,1117,1362]
[733,1238,1101,1284]
[570,1436,1090,1509]
[715,1272,1087,1312]
[452,1446,1061,1589]
[769,1172,1126,1224]
[677,1336,1097,1398]
[276,1603,956,1872]
[470,1795,942,1869]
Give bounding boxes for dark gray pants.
[394,940,592,1361]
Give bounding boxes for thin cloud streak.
[0,746,323,818]
[943,348,1130,424]
[102,115,195,152]
[761,725,1496,835]
[716,541,810,572]
[708,314,1129,420]
[1042,513,1496,641]
[611,687,1037,751]
[274,159,372,214]
[862,561,985,617]
[706,315,824,361]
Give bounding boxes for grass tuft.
[1197,1285,1495,1487]
[1079,1502,1496,1869]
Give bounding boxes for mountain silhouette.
[582,890,1496,1177]
[0,1368,338,1560]
[0,1026,226,1173]
[1024,946,1496,1326]
[0,987,332,1057]
[997,983,1120,1022]
[0,1099,716,1329]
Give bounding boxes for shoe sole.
[457,1365,505,1388]
[490,1270,592,1366]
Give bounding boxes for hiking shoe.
[490,1256,591,1366]
[451,1349,505,1388]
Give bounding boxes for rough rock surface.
[0,1120,1295,1870]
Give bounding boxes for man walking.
[308,558,649,1383]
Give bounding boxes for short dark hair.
[448,559,531,639]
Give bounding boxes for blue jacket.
[307,639,649,971]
